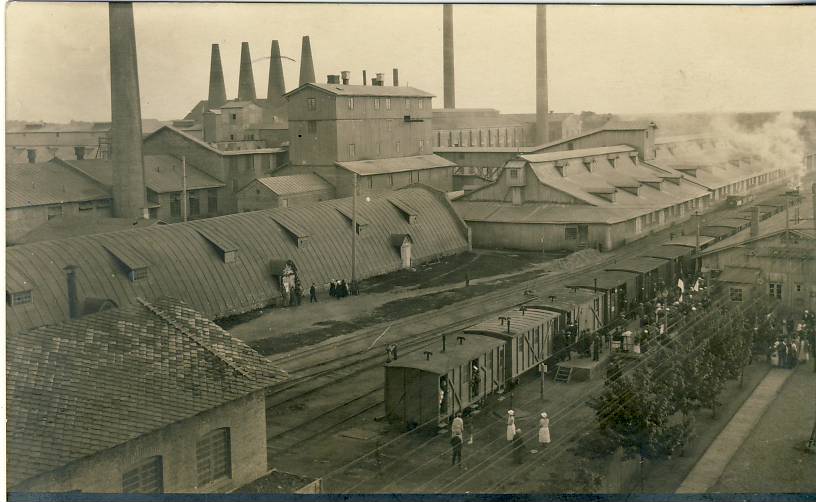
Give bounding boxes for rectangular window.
[348,97,354,110]
[47,204,63,221]
[230,113,237,121]
[189,191,200,217]
[795,283,802,292]
[418,139,424,152]
[307,98,317,111]
[123,456,163,494]
[386,120,392,132]
[565,227,578,240]
[377,143,382,155]
[385,98,391,110]
[170,195,181,218]
[307,121,317,134]
[395,141,400,154]
[729,287,743,302]
[129,268,148,282]
[374,98,380,110]
[208,189,218,214]
[404,98,410,109]
[509,169,519,179]
[769,283,782,299]
[7,290,32,306]
[418,99,424,109]
[348,143,356,159]
[196,428,231,486]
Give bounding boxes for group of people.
[448,409,552,467]
[767,311,815,369]
[329,279,351,299]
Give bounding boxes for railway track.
[260,183,792,458]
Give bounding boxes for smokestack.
[266,40,286,107]
[299,36,316,86]
[341,71,351,85]
[238,42,256,101]
[393,68,399,86]
[535,4,549,145]
[109,2,147,219]
[750,207,760,237]
[208,44,227,108]
[362,70,367,86]
[64,265,80,320]
[443,4,455,108]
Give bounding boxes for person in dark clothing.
[310,283,317,303]
[592,334,600,361]
[450,434,463,466]
[339,280,347,298]
[329,281,336,298]
[778,340,788,368]
[512,429,526,464]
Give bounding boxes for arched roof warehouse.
[6,185,470,336]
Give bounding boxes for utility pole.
[351,173,358,289]
[182,155,188,222]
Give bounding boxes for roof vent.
[340,71,350,85]
[327,74,340,84]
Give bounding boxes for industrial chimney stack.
[443,4,455,108]
[535,4,549,145]
[299,36,316,86]
[267,40,286,107]
[238,42,257,101]
[108,2,147,219]
[208,44,227,108]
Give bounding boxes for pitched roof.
[285,83,434,99]
[252,174,334,196]
[6,160,111,208]
[5,186,470,336]
[519,145,634,164]
[144,126,286,156]
[11,216,161,246]
[6,297,287,487]
[453,201,648,225]
[65,156,225,193]
[567,270,640,291]
[605,256,668,275]
[385,333,504,374]
[336,154,456,176]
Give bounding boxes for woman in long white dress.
[506,410,516,441]
[538,412,551,447]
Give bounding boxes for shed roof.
[567,270,639,291]
[252,174,333,196]
[604,256,668,275]
[285,82,434,98]
[6,297,287,487]
[336,154,456,176]
[6,160,111,208]
[5,186,469,335]
[523,287,600,312]
[385,334,504,374]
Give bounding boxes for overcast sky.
[6,3,816,122]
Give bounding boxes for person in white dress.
[506,410,516,441]
[538,412,551,447]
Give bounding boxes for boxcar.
[567,270,639,319]
[605,256,672,302]
[464,307,561,384]
[384,334,505,430]
[527,287,604,334]
[643,245,694,284]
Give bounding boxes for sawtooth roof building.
[6,185,470,336]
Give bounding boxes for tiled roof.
[6,185,470,335]
[285,83,434,98]
[5,160,111,208]
[65,156,225,193]
[336,154,456,176]
[6,297,287,488]
[253,174,334,196]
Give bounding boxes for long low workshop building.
[5,184,470,336]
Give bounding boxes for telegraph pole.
[351,173,358,289]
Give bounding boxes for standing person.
[450,433,463,467]
[789,339,799,368]
[506,410,516,442]
[801,336,810,364]
[335,280,342,300]
[310,283,318,303]
[329,280,336,298]
[778,340,788,368]
[452,413,464,439]
[513,429,526,464]
[538,413,551,449]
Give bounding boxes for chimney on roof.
[535,4,549,145]
[108,2,147,219]
[443,4,455,108]
[299,36,316,86]
[341,71,351,85]
[207,44,227,108]
[237,42,257,101]
[327,74,340,84]
[393,68,399,86]
[362,70,367,86]
[374,73,384,86]
[267,40,286,107]
[64,265,80,320]
[750,206,760,237]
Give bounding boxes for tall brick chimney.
[299,36,316,86]
[535,4,549,145]
[267,40,286,108]
[108,2,147,219]
[443,4,455,108]
[208,43,227,108]
[238,42,257,101]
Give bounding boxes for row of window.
[346,139,424,159]
[436,127,525,148]
[306,96,426,112]
[169,189,219,219]
[123,428,231,493]
[46,200,112,220]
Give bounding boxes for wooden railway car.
[643,245,694,284]
[567,270,639,320]
[605,256,672,302]
[384,334,505,430]
[527,287,604,334]
[464,307,561,384]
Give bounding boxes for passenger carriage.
[384,334,504,430]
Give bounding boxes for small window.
[509,169,519,179]
[189,191,200,217]
[7,290,33,306]
[307,98,317,111]
[123,456,163,494]
[377,143,382,155]
[129,268,148,282]
[348,143,356,159]
[729,287,743,302]
[347,97,354,110]
[418,139,424,152]
[795,283,802,292]
[307,120,317,134]
[418,99,424,109]
[385,98,391,110]
[231,113,237,121]
[769,283,782,299]
[565,227,578,240]
[368,177,373,189]
[208,189,218,214]
[389,174,394,186]
[395,141,400,154]
[374,98,380,110]
[386,120,392,132]
[170,195,181,218]
[404,98,410,109]
[197,428,232,485]
[79,201,94,212]
[229,134,235,141]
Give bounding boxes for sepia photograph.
[4,1,816,498]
